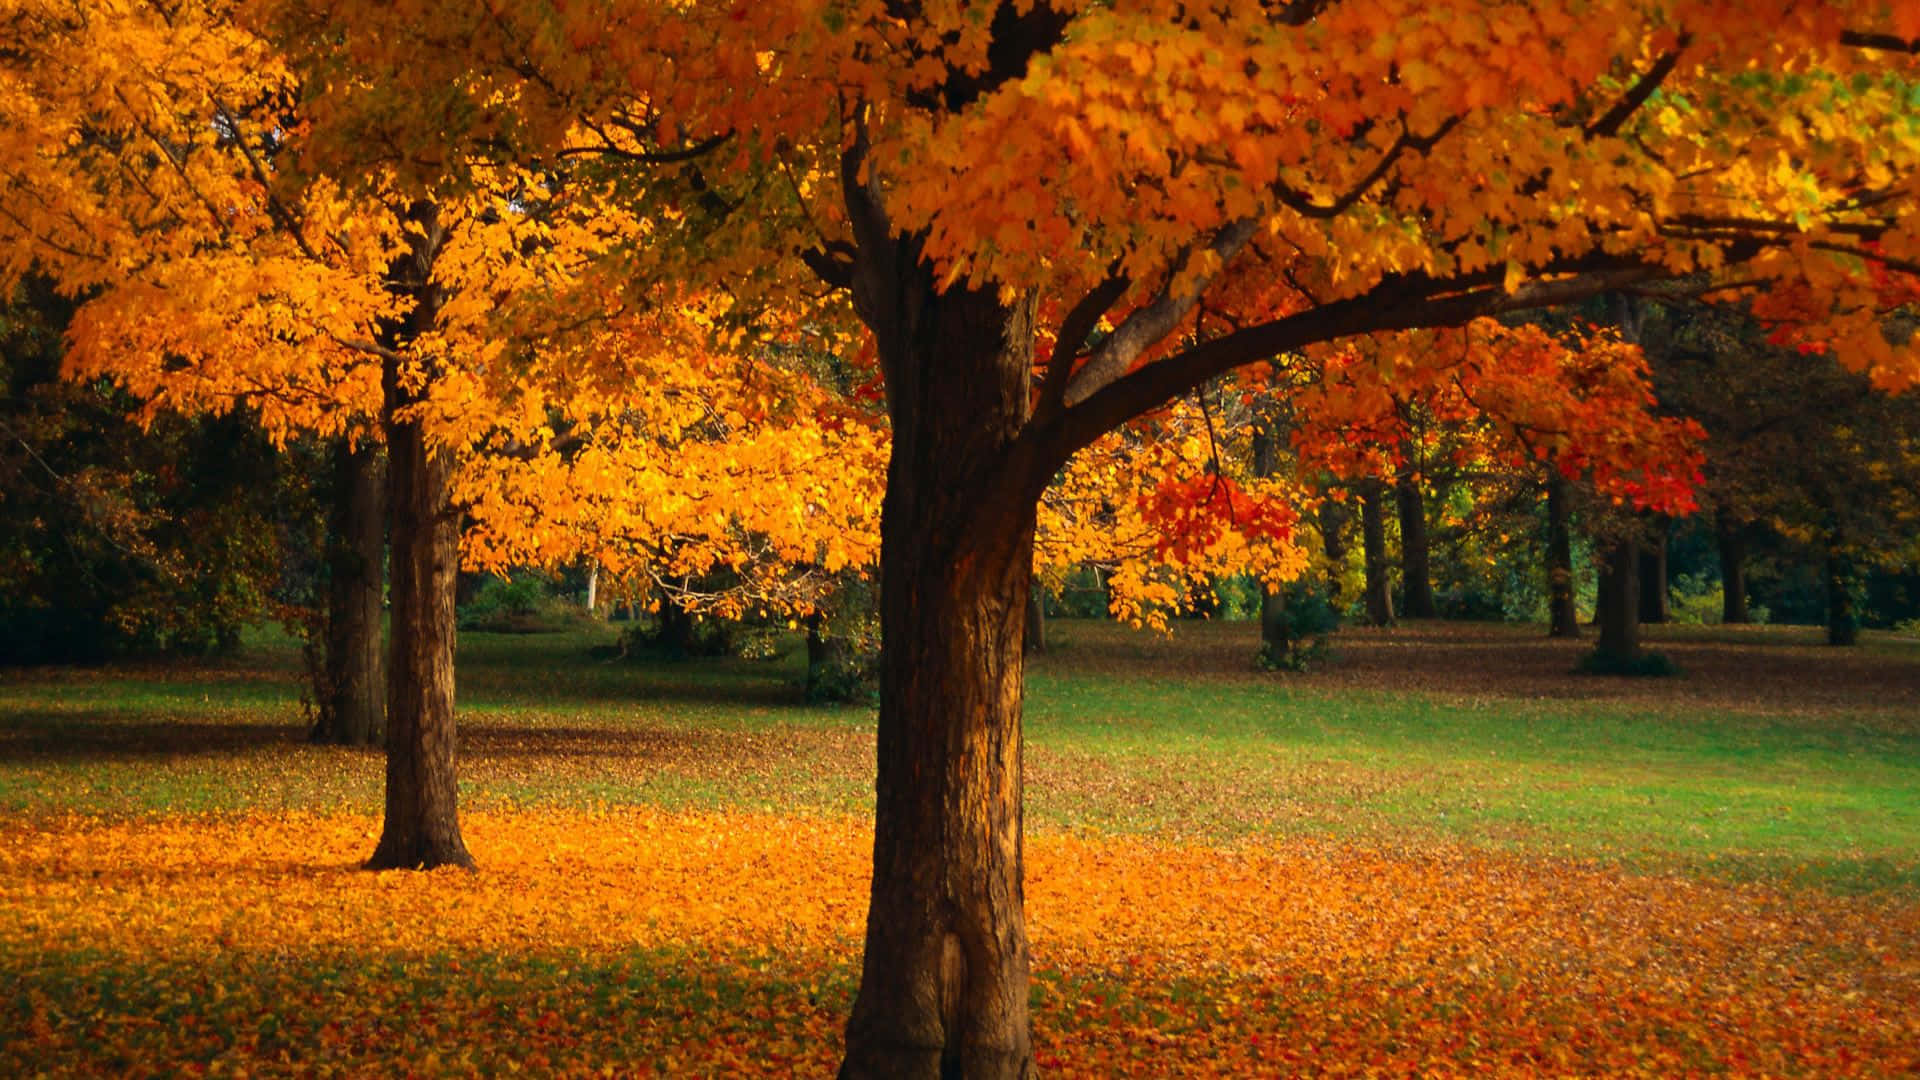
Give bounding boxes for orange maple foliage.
[1291,319,1707,515]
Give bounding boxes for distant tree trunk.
[1253,424,1290,662]
[313,439,386,747]
[1825,546,1859,646]
[1360,482,1395,626]
[1024,590,1045,654]
[1716,513,1750,624]
[584,561,599,615]
[805,612,858,700]
[1395,471,1436,619]
[1545,469,1579,638]
[1319,498,1351,605]
[1638,516,1670,624]
[1594,539,1642,663]
[366,203,471,873]
[656,593,697,657]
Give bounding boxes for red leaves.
[1136,472,1296,564]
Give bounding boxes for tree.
[136,1,1920,1071]
[0,0,710,868]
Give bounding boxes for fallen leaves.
[4,808,1917,1076]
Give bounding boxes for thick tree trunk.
[367,393,470,869]
[1825,546,1859,646]
[839,269,1038,1079]
[1545,469,1579,638]
[1638,517,1670,624]
[313,438,386,747]
[1716,514,1750,624]
[1395,471,1436,619]
[366,204,470,872]
[1595,539,1642,663]
[1360,482,1395,627]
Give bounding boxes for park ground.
[2,619,1918,1076]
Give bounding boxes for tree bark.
[1545,468,1579,638]
[1638,516,1670,624]
[1825,545,1859,646]
[1360,482,1395,626]
[366,203,471,872]
[312,438,386,746]
[584,561,599,615]
[1395,470,1437,619]
[839,262,1039,1078]
[1319,498,1351,604]
[1595,538,1642,663]
[1716,513,1750,624]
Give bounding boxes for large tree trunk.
[366,204,470,872]
[313,438,386,747]
[1545,468,1579,638]
[1395,470,1437,619]
[839,264,1038,1078]
[1716,512,1750,624]
[1638,516,1670,624]
[1360,482,1395,627]
[1595,539,1642,664]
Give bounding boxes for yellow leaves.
[5,808,1919,1075]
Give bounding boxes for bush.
[458,576,574,633]
[1257,581,1340,672]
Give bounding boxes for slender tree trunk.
[1595,539,1642,663]
[1360,482,1395,626]
[366,203,470,872]
[1252,424,1291,662]
[1825,545,1859,646]
[584,561,599,615]
[804,612,858,701]
[1638,516,1670,624]
[1395,470,1436,619]
[1716,512,1750,624]
[313,438,386,746]
[656,593,697,657]
[1023,591,1045,655]
[1546,469,1579,638]
[839,264,1038,1078]
[1319,498,1350,604]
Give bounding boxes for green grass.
[3,618,1917,892]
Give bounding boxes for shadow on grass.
[0,712,308,762]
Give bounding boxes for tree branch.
[1034,270,1128,421]
[1062,217,1258,406]
[1584,36,1691,139]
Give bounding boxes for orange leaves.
[5,808,1919,1075]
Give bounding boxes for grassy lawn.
[3,618,1918,1075]
[4,618,1915,889]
